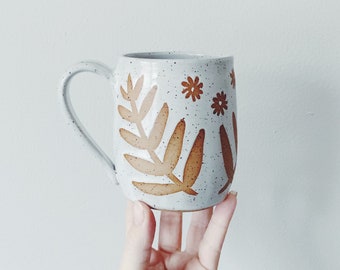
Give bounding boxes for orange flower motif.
[211,91,228,116]
[181,76,203,102]
[230,69,236,89]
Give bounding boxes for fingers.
[158,211,183,254]
[186,207,213,254]
[120,201,156,270]
[198,191,238,270]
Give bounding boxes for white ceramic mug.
[60,52,237,211]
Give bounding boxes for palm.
[120,193,237,270]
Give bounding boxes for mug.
[59,52,237,211]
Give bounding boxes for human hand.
[120,191,237,270]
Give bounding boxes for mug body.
[112,52,237,211]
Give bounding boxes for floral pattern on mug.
[218,112,237,194]
[211,91,228,116]
[118,74,205,196]
[230,69,236,89]
[181,76,203,101]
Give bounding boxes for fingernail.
[229,190,238,197]
[133,201,145,226]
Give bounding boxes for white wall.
[1,0,339,269]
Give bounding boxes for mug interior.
[123,51,230,61]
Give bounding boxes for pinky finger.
[198,191,237,270]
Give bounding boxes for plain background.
[1,0,339,269]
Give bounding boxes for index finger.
[198,191,237,270]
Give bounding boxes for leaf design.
[118,74,203,197]
[166,173,198,195]
[163,119,185,171]
[120,86,130,101]
[127,74,133,94]
[131,75,144,101]
[132,182,183,196]
[118,105,136,122]
[124,154,168,176]
[119,128,148,149]
[218,125,235,194]
[148,103,169,150]
[219,125,234,179]
[233,112,238,153]
[183,129,205,187]
[139,85,157,120]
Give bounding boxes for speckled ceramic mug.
[60,52,237,211]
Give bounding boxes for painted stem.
[130,100,197,195]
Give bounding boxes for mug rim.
[123,51,233,61]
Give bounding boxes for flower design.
[230,69,236,89]
[211,91,228,116]
[181,76,203,102]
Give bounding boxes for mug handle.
[59,61,118,185]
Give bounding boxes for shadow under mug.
[59,52,237,211]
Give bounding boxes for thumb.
[120,201,156,270]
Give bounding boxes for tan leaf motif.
[183,129,205,188]
[119,128,148,149]
[139,85,157,120]
[124,154,168,176]
[130,75,144,101]
[148,103,169,150]
[120,86,131,101]
[218,125,235,194]
[163,119,185,172]
[132,182,183,196]
[118,105,136,122]
[127,74,133,94]
[118,74,202,197]
[166,174,198,195]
